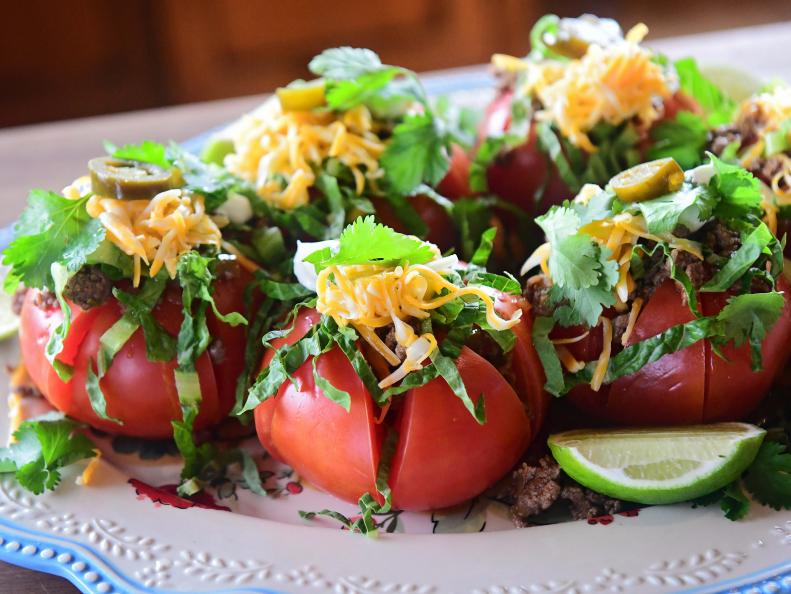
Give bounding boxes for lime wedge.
[548,423,766,505]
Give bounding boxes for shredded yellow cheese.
[521,183,707,392]
[64,178,222,287]
[556,346,586,373]
[498,24,672,153]
[621,297,644,346]
[77,449,102,486]
[590,316,613,391]
[227,99,386,210]
[315,257,520,389]
[7,365,30,444]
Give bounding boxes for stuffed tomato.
[475,14,705,218]
[522,155,791,425]
[242,217,548,511]
[6,152,257,439]
[709,85,791,253]
[218,48,472,254]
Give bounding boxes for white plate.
[2,68,791,594]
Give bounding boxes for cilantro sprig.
[0,415,96,495]
[3,190,105,292]
[304,216,435,272]
[308,47,453,196]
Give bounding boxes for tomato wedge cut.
[570,280,706,425]
[389,346,531,511]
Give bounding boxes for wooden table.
[0,20,788,593]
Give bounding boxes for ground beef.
[510,457,563,523]
[508,455,623,527]
[63,266,113,310]
[630,243,670,302]
[703,220,741,258]
[709,108,763,157]
[33,289,59,309]
[672,249,713,290]
[523,275,554,317]
[708,125,744,156]
[611,312,630,346]
[383,325,406,361]
[11,287,28,316]
[560,484,623,520]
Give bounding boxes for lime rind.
[548,423,766,505]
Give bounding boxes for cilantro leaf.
[325,68,402,111]
[380,113,450,195]
[743,441,791,510]
[714,291,784,369]
[105,140,171,170]
[720,481,751,521]
[167,143,245,211]
[3,190,105,291]
[304,216,434,271]
[709,154,764,221]
[536,206,619,327]
[0,416,96,495]
[308,47,384,80]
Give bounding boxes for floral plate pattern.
[1,68,791,594]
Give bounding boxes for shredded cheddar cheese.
[7,364,30,444]
[227,99,386,210]
[315,257,520,389]
[498,24,672,153]
[77,449,102,486]
[621,297,644,346]
[590,316,613,391]
[64,178,222,287]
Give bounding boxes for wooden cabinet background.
[2,0,789,128]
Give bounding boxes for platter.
[1,52,791,594]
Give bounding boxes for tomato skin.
[389,346,531,510]
[481,90,570,215]
[19,264,251,438]
[254,299,546,511]
[375,195,456,251]
[436,144,473,200]
[494,293,549,434]
[568,279,791,425]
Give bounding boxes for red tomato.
[19,263,252,438]
[436,144,473,200]
[254,296,547,511]
[374,195,456,252]
[481,90,571,215]
[569,279,791,425]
